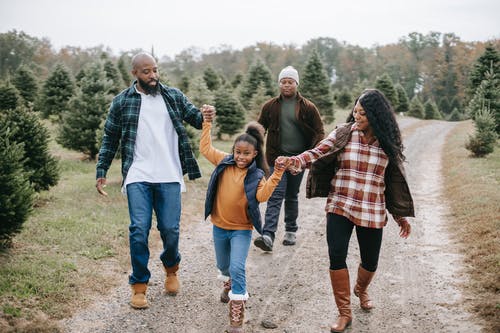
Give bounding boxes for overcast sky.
[1,0,499,58]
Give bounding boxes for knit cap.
[278,66,299,85]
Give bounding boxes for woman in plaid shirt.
[287,89,414,333]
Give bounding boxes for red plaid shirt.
[291,124,390,228]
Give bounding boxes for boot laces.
[230,301,244,323]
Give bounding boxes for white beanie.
[278,66,299,85]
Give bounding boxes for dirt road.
[61,119,483,332]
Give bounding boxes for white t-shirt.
[124,87,185,192]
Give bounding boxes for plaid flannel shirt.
[291,124,391,228]
[96,82,203,183]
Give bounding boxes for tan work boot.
[227,299,245,333]
[164,264,180,295]
[130,283,149,309]
[220,279,231,303]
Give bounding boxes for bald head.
[131,52,156,70]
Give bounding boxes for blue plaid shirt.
[96,82,203,183]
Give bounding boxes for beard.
[137,77,160,96]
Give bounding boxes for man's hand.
[201,104,216,122]
[96,178,108,196]
[274,156,289,172]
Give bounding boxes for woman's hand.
[274,156,289,172]
[397,217,411,239]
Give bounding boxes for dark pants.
[262,167,305,240]
[326,213,383,272]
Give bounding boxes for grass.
[441,120,500,332]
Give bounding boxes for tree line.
[0,29,498,246]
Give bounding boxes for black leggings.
[326,213,383,272]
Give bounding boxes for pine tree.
[178,75,190,93]
[58,61,111,159]
[117,56,132,87]
[301,50,335,123]
[3,107,59,191]
[248,82,272,121]
[203,66,221,91]
[215,86,245,139]
[0,82,19,111]
[336,88,352,109]
[424,100,442,120]
[231,72,244,89]
[240,60,275,108]
[0,121,34,248]
[448,108,463,121]
[375,73,399,110]
[12,65,38,107]
[408,96,425,118]
[395,83,410,113]
[438,97,451,115]
[468,44,500,98]
[466,70,500,133]
[465,108,498,157]
[38,63,75,119]
[104,59,124,95]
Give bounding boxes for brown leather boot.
[227,300,245,333]
[354,265,375,311]
[164,264,180,295]
[130,283,149,309]
[329,269,352,333]
[220,279,231,303]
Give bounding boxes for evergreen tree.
[215,86,245,139]
[248,82,272,121]
[424,100,442,120]
[3,107,59,191]
[408,96,425,118]
[448,108,463,121]
[178,75,190,93]
[336,88,352,109]
[231,72,244,89]
[38,63,75,119]
[0,121,34,248]
[0,82,19,111]
[375,73,399,110]
[468,44,500,98]
[58,61,111,159]
[104,59,124,95]
[466,70,500,133]
[438,97,452,115]
[203,66,221,91]
[301,50,335,123]
[12,65,38,107]
[117,56,132,86]
[465,108,498,157]
[240,59,275,108]
[395,83,410,113]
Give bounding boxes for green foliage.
[38,64,75,119]
[408,96,425,118]
[375,73,399,110]
[466,108,498,157]
[240,59,275,108]
[248,82,272,121]
[231,72,244,89]
[0,30,40,78]
[103,59,124,95]
[12,66,38,107]
[468,44,500,98]
[178,75,190,92]
[58,61,111,159]
[0,82,19,111]
[395,83,410,113]
[466,70,500,133]
[203,66,221,91]
[336,88,352,109]
[2,107,59,192]
[215,86,245,138]
[301,49,335,123]
[448,108,463,121]
[424,100,442,120]
[0,121,34,247]
[117,56,132,86]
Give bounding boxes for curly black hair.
[233,121,270,176]
[346,89,406,164]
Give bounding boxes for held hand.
[286,157,301,175]
[398,218,411,239]
[96,178,108,196]
[201,104,216,122]
[274,156,289,171]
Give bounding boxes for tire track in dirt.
[61,119,483,333]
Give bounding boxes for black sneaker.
[282,232,296,246]
[254,235,273,251]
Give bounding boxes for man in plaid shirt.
[96,52,212,309]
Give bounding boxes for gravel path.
[60,118,484,332]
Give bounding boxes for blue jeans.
[212,225,252,295]
[263,167,305,240]
[126,182,181,284]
